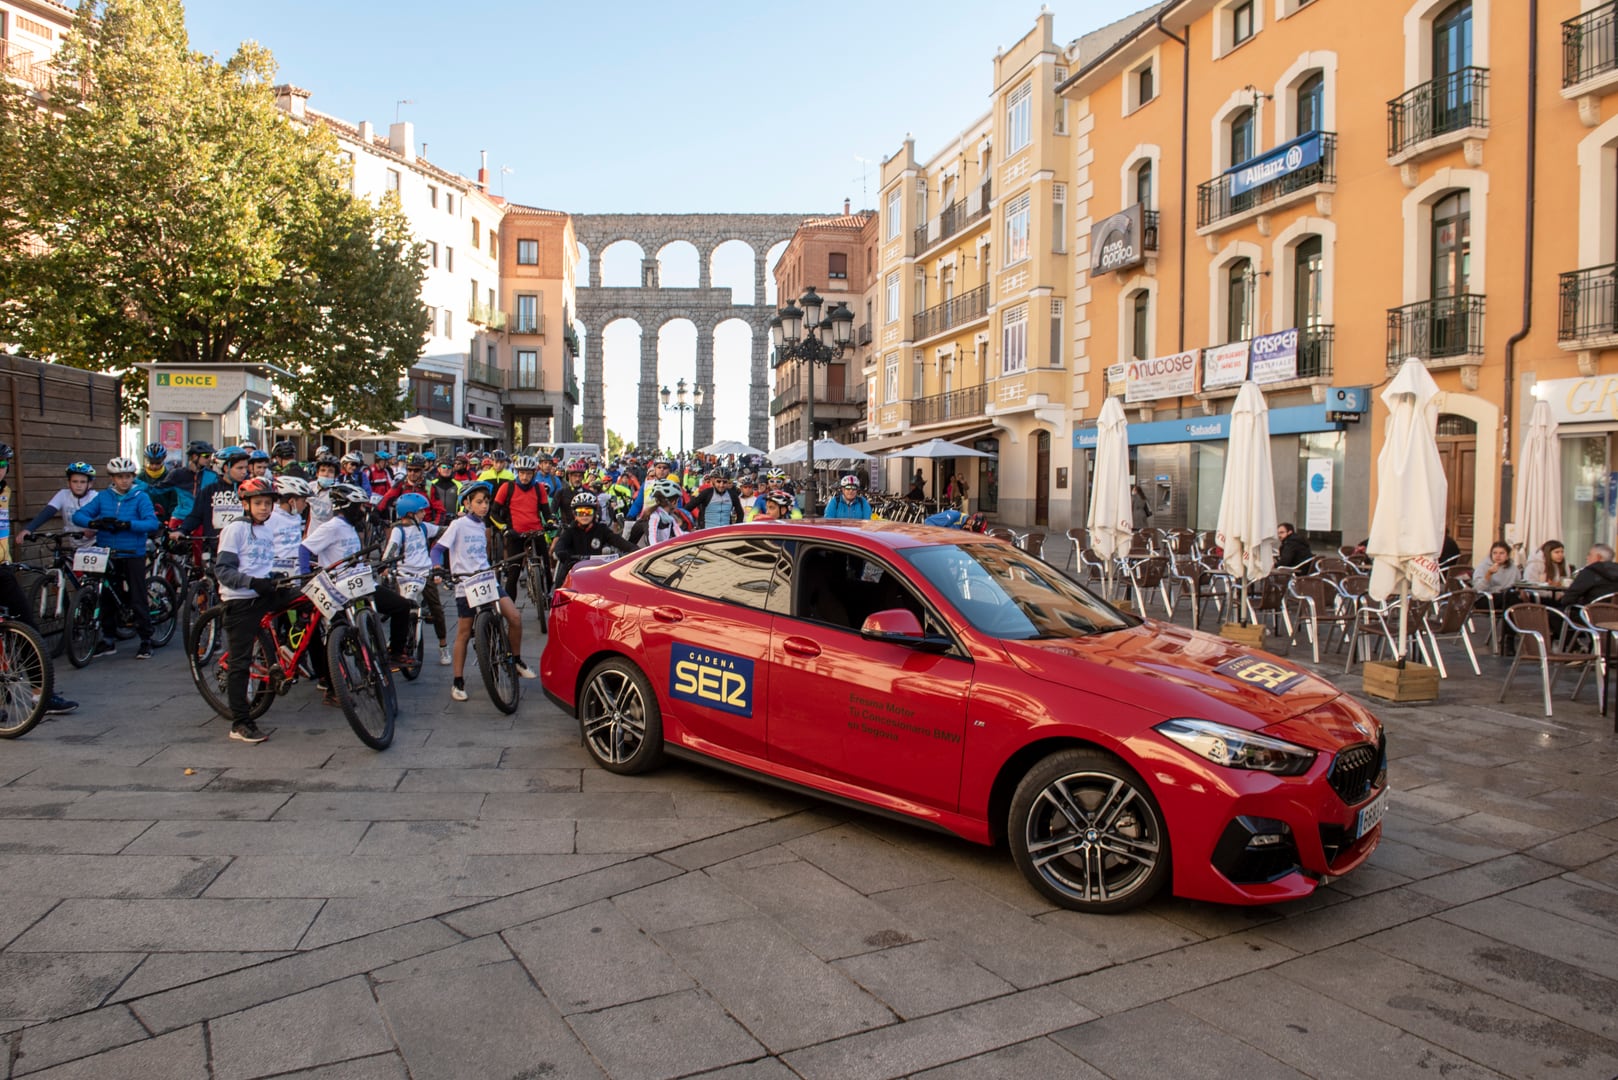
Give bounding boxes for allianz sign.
[1227,132,1324,197]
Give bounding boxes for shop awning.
[852,423,998,456]
[463,414,503,429]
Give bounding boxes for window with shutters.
[1051,184,1067,253]
[1005,194,1031,266]
[1007,81,1033,152]
[1002,305,1028,375]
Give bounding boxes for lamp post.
[770,286,855,512]
[659,376,703,461]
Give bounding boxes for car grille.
[1327,736,1385,805]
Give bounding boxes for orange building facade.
[483,206,579,449]
[1064,0,1618,564]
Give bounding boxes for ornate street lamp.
[771,286,855,510]
[659,376,704,460]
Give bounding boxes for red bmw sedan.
[540,521,1387,913]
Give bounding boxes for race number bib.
[336,564,376,599]
[398,578,425,603]
[301,571,347,620]
[213,504,243,529]
[273,556,298,575]
[73,546,111,574]
[463,569,500,608]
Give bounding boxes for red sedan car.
[540,521,1387,912]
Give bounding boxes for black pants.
[224,595,275,725]
[0,566,36,630]
[420,579,446,643]
[370,586,412,654]
[102,555,153,645]
[501,531,548,597]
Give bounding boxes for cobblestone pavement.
[2,594,1617,1079]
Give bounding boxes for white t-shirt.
[217,518,278,602]
[47,489,98,548]
[301,515,361,571]
[269,508,305,574]
[435,515,490,597]
[306,489,335,530]
[383,520,441,579]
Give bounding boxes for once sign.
[148,368,248,413]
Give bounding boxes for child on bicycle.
[431,481,535,702]
[553,491,636,584]
[383,492,450,667]
[270,476,313,573]
[71,457,161,661]
[16,461,99,548]
[211,476,285,743]
[301,483,413,678]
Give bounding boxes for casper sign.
[148,368,248,414]
[1089,204,1147,275]
[1125,350,1198,403]
[1250,328,1300,384]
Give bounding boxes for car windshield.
[903,542,1135,640]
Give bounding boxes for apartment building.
[0,0,69,93]
[770,208,876,448]
[486,205,580,449]
[1063,0,1613,564]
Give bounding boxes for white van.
[527,442,602,466]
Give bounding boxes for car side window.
[795,544,945,636]
[668,537,787,611]
[638,549,689,589]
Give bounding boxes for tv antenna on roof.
[852,155,875,206]
[500,165,515,197]
[395,98,415,122]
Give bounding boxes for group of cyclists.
[0,435,867,744]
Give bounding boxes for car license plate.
[464,569,500,608]
[398,579,424,602]
[337,564,376,599]
[73,546,111,574]
[302,571,347,620]
[1355,789,1389,840]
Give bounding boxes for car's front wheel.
[578,658,663,774]
[1008,748,1170,913]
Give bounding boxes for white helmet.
[274,475,314,498]
[513,455,541,470]
[650,478,682,501]
[106,456,138,475]
[839,474,861,490]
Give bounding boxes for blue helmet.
[66,461,96,477]
[144,441,167,463]
[395,493,430,518]
[248,449,270,463]
[375,450,392,461]
[459,481,493,504]
[216,445,250,465]
[423,450,437,461]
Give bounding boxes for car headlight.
[1155,718,1316,776]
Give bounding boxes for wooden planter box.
[1220,623,1266,649]
[1362,660,1440,702]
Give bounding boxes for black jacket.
[1560,561,1618,609]
[687,485,743,528]
[1277,534,1315,570]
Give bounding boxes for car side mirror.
[859,608,952,652]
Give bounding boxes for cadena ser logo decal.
[1213,655,1306,695]
[669,644,753,717]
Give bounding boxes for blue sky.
[180,0,1156,447]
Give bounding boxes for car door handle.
[782,637,821,658]
[652,606,684,624]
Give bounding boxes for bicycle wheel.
[525,555,545,615]
[535,556,553,633]
[65,586,99,668]
[0,621,52,739]
[360,608,399,721]
[474,608,520,715]
[24,573,67,659]
[188,608,274,722]
[398,609,424,681]
[146,577,179,648]
[327,615,394,750]
[180,578,217,654]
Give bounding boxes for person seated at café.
[1276,522,1315,572]
[1558,544,1618,611]
[1525,539,1572,588]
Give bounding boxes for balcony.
[912,284,990,342]
[913,181,993,256]
[1559,264,1618,347]
[1197,133,1336,233]
[510,311,544,335]
[507,366,544,392]
[1142,209,1160,254]
[856,322,873,346]
[1387,68,1488,164]
[1296,325,1335,380]
[771,376,853,415]
[467,359,502,388]
[1386,295,1485,368]
[468,302,507,330]
[0,41,54,91]
[912,383,986,426]
[1565,1,1618,95]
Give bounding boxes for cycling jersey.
[269,506,305,574]
[216,517,278,601]
[629,507,686,549]
[552,522,635,577]
[0,482,9,562]
[493,480,549,534]
[382,519,440,579]
[166,463,217,521]
[431,514,491,598]
[300,515,361,574]
[176,478,244,537]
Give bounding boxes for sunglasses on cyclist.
[0,459,9,468]
[573,507,595,516]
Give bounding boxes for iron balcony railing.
[1559,264,1618,341]
[1565,1,1618,87]
[467,359,502,387]
[1386,295,1485,366]
[1142,209,1160,253]
[912,383,986,426]
[507,366,543,392]
[1296,324,1335,380]
[468,302,507,330]
[1387,67,1489,157]
[856,322,873,346]
[1197,134,1336,229]
[511,311,544,335]
[911,180,994,254]
[912,284,990,341]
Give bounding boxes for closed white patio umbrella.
[1367,358,1447,663]
[1215,381,1279,623]
[1086,397,1133,598]
[1513,397,1562,569]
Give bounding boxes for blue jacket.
[822,494,873,520]
[72,487,160,556]
[925,509,967,528]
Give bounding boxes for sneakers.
[438,645,452,666]
[44,694,78,716]
[451,678,469,702]
[229,721,268,744]
[322,690,342,708]
[91,639,117,658]
[514,659,537,680]
[135,642,153,660]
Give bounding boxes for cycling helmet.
[340,451,363,467]
[272,439,298,458]
[217,446,250,466]
[459,480,494,503]
[966,512,988,533]
[512,455,540,471]
[248,449,270,463]
[404,453,427,469]
[0,442,10,461]
[709,468,733,481]
[66,461,96,477]
[273,475,313,498]
[423,450,437,462]
[315,445,332,458]
[764,489,794,508]
[839,474,861,490]
[765,468,787,484]
[569,491,598,512]
[239,441,257,452]
[375,451,393,461]
[492,449,510,463]
[237,476,276,500]
[326,482,370,509]
[186,440,214,458]
[395,492,430,518]
[738,473,756,486]
[314,453,340,471]
[144,442,168,462]
[105,456,138,475]
[650,478,682,501]
[566,460,586,475]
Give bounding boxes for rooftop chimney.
[479,150,489,192]
[271,84,310,120]
[358,120,374,145]
[389,121,416,163]
[844,198,851,215]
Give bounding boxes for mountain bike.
[65,544,178,667]
[188,588,323,726]
[385,569,428,682]
[447,557,522,715]
[308,555,400,749]
[519,531,554,630]
[11,532,87,658]
[0,606,51,739]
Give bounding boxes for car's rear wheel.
[1008,749,1170,913]
[578,657,663,774]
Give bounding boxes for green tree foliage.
[0,0,429,432]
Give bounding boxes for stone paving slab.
[271,792,484,821]
[107,951,292,1002]
[210,976,395,1080]
[122,820,371,857]
[9,897,323,953]
[14,1024,207,1080]
[502,899,692,1015]
[202,768,408,794]
[0,952,143,1020]
[566,990,763,1080]
[351,818,575,856]
[0,819,153,855]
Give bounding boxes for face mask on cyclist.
[316,476,335,489]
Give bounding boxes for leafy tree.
[0,0,429,431]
